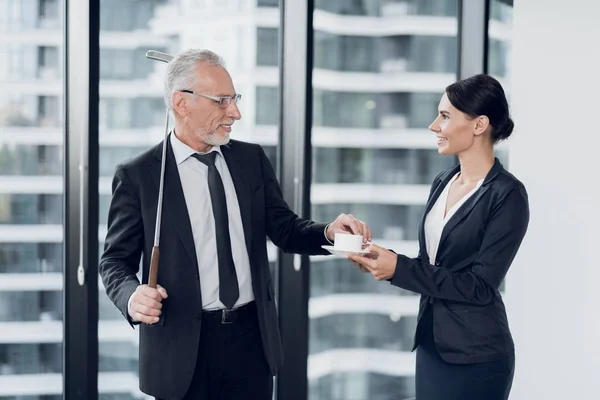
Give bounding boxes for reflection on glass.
[310,373,415,400]
[257,28,278,66]
[315,0,457,17]
[310,1,459,398]
[314,204,424,241]
[256,87,279,126]
[311,314,417,353]
[313,91,451,129]
[311,259,417,297]
[0,195,62,224]
[99,342,137,372]
[314,34,456,73]
[313,148,454,184]
[0,244,62,274]
[0,145,62,175]
[0,397,61,400]
[0,0,64,397]
[0,291,62,322]
[0,344,61,374]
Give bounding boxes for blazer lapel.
[438,185,490,250]
[437,158,504,250]
[149,135,198,268]
[418,166,460,257]
[221,144,253,257]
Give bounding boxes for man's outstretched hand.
[326,213,372,244]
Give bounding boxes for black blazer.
[389,158,529,364]
[99,136,329,399]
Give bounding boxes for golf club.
[146,50,174,63]
[146,49,174,289]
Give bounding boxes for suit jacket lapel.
[418,166,460,258]
[150,135,198,268]
[437,158,504,250]
[438,185,490,250]
[221,144,253,257]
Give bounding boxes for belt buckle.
[221,309,234,324]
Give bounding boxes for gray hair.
[164,49,226,109]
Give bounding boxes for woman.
[348,74,529,400]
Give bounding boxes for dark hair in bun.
[446,74,513,144]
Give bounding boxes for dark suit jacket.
[99,136,330,399]
[389,158,529,364]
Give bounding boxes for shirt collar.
[170,131,222,166]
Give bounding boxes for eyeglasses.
[179,90,242,108]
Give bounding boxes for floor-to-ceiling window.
[98,2,167,397]
[0,0,504,397]
[487,0,513,166]
[0,0,64,398]
[309,1,459,399]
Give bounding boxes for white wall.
[506,1,600,399]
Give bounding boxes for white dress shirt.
[129,133,255,315]
[169,133,254,310]
[424,172,484,264]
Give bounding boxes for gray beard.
[195,125,231,147]
[204,131,230,146]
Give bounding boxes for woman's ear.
[474,115,490,136]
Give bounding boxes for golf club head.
[146,50,174,63]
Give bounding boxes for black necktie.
[192,152,239,309]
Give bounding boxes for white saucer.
[322,245,371,257]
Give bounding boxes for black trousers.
[415,307,515,400]
[159,302,273,400]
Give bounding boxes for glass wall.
[487,0,513,167]
[315,0,457,17]
[0,0,507,397]
[98,0,167,397]
[314,34,456,74]
[0,0,64,397]
[486,1,513,295]
[309,1,459,398]
[488,0,513,78]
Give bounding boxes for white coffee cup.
[334,233,363,252]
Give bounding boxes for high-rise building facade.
[308,2,457,398]
[0,0,512,398]
[0,0,65,398]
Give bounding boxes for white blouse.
[424,172,484,265]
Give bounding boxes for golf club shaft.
[148,108,170,288]
[147,49,173,288]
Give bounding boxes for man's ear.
[474,115,490,136]
[171,91,187,118]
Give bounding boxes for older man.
[99,49,371,400]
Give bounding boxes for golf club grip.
[148,246,160,289]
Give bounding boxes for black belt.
[201,301,256,324]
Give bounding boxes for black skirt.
[415,308,515,400]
